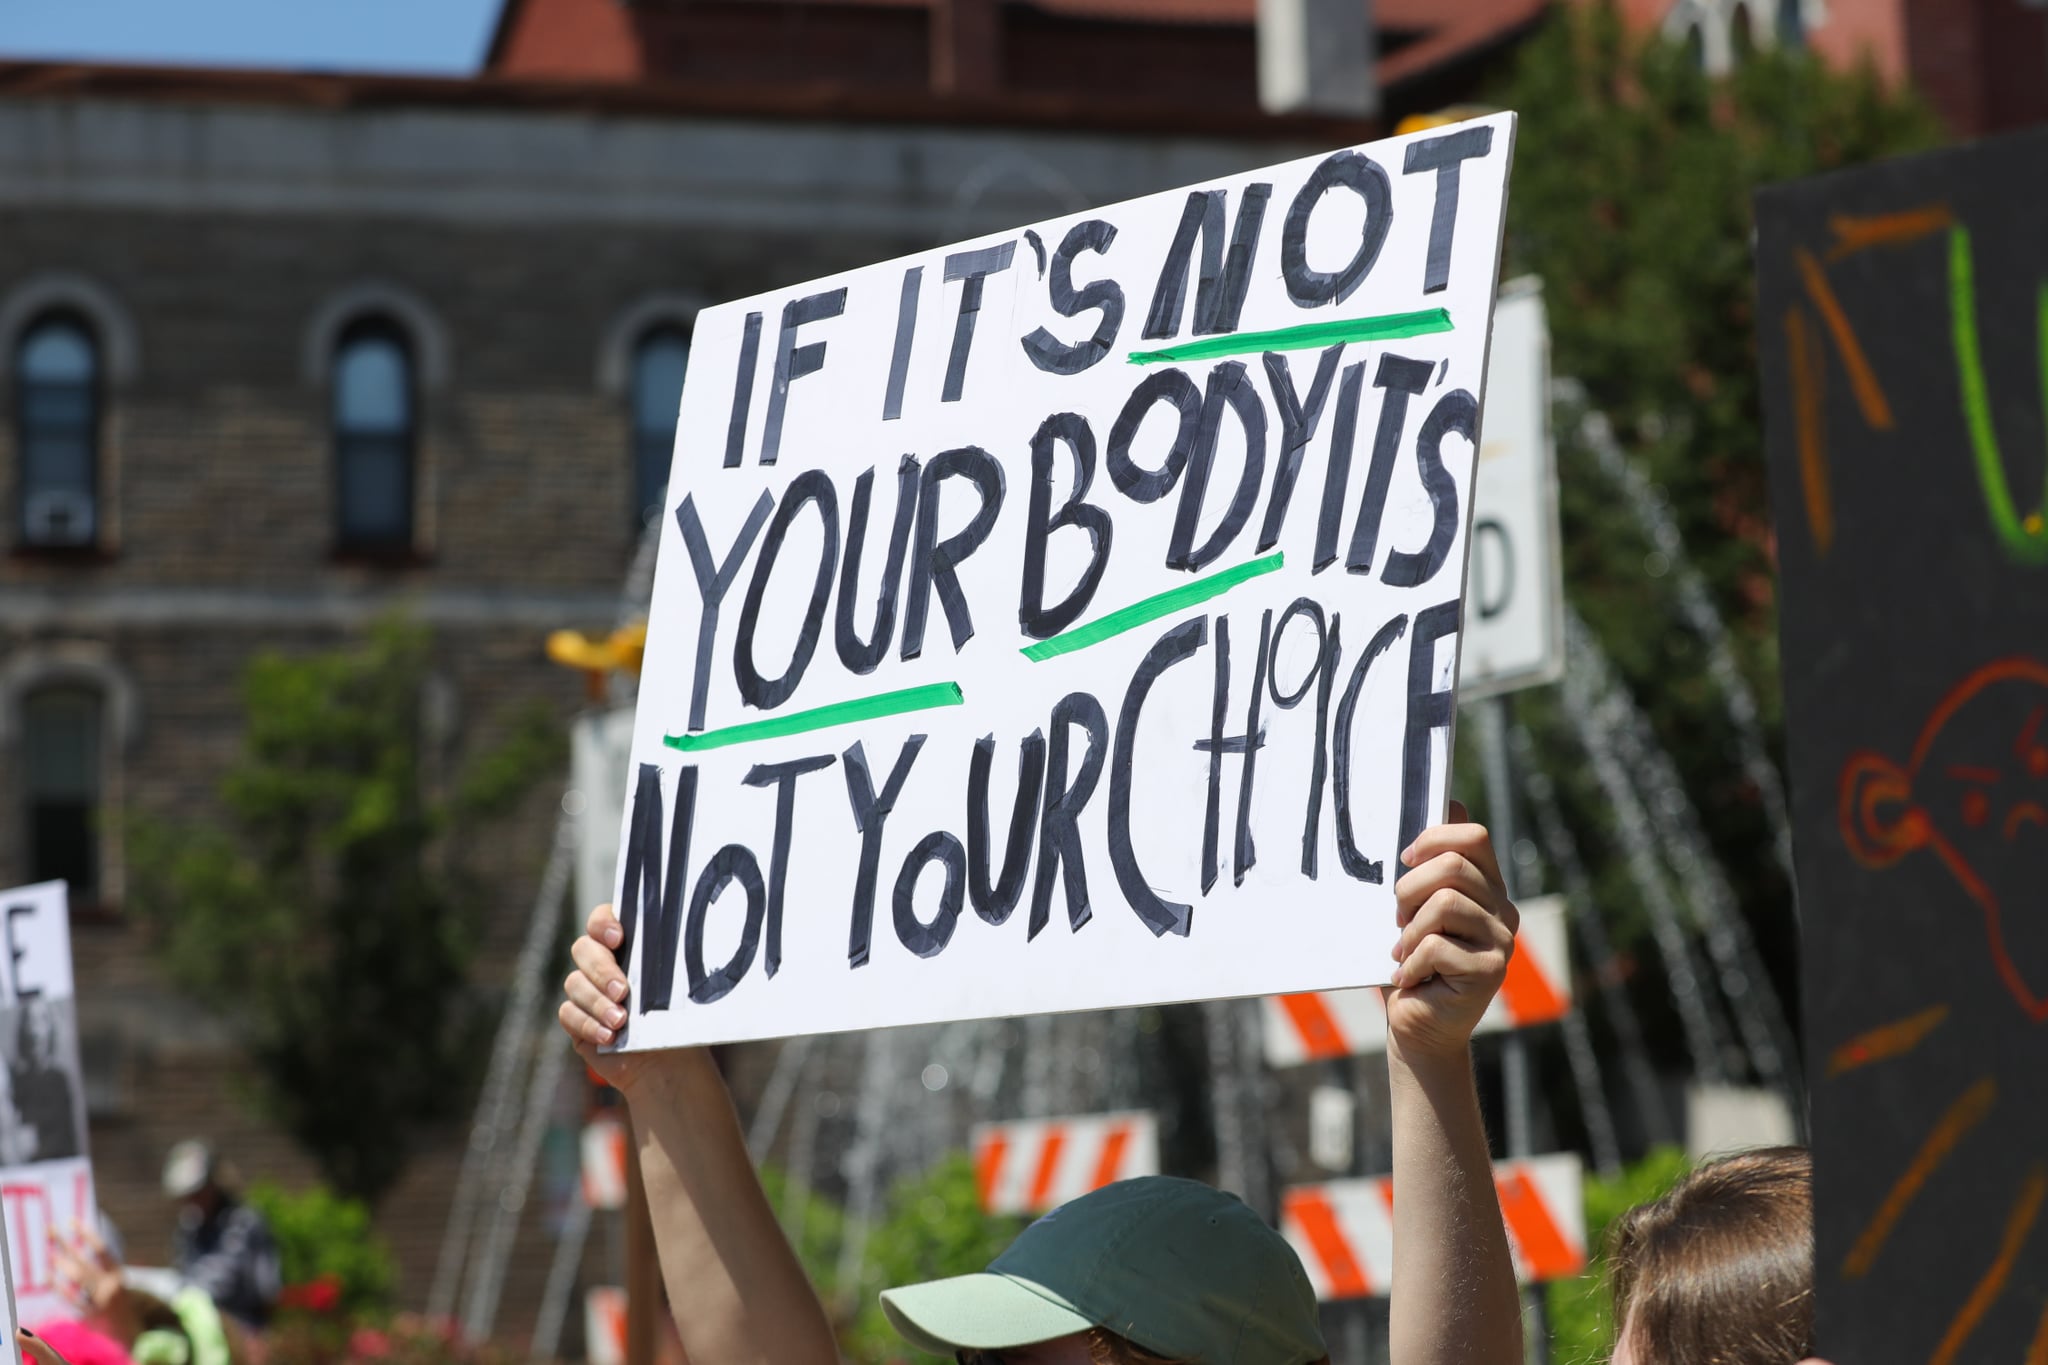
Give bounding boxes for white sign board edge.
[0,881,95,1329]
[1454,277,1564,701]
[612,113,1519,1050]
[573,708,639,921]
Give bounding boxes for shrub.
[247,1182,396,1320]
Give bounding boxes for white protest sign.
[1456,279,1562,699]
[613,114,1517,1049]
[0,882,94,1327]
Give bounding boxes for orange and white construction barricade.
[584,1285,627,1365]
[972,1112,1159,1216]
[1281,1152,1585,1299]
[581,1114,629,1211]
[1261,895,1572,1067]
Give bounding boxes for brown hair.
[1608,1147,1814,1365]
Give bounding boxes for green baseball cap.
[879,1176,1326,1364]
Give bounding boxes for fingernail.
[606,979,628,1003]
[1399,844,1416,867]
[606,1006,627,1029]
[604,925,623,947]
[1389,966,1405,989]
[595,1026,614,1045]
[22,1328,36,1338]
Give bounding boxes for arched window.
[1731,2,1757,60]
[22,685,102,900]
[333,319,415,550]
[16,314,100,549]
[1684,22,1707,69]
[631,325,690,529]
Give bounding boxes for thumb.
[20,1328,70,1365]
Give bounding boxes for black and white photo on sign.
[0,881,97,1328]
[0,999,84,1167]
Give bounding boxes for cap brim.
[879,1272,1095,1355]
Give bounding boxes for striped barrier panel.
[972,1112,1160,1216]
[584,1286,626,1365]
[582,1114,630,1211]
[1261,894,1572,1067]
[1281,1152,1586,1300]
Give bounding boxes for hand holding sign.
[560,905,675,1098]
[1385,802,1520,1061]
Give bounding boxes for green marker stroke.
[1949,226,2048,565]
[665,681,964,753]
[1022,552,1284,662]
[1127,309,1452,366]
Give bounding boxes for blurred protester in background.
[13,999,82,1161]
[48,1222,254,1365]
[161,1141,281,1330]
[21,1327,81,1365]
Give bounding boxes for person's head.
[17,998,59,1070]
[1608,1147,1813,1365]
[161,1139,221,1213]
[879,1176,1328,1365]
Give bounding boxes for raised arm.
[1384,807,1524,1365]
[559,905,840,1365]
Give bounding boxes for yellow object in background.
[1395,105,1497,136]
[548,621,649,697]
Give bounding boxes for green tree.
[761,1156,1025,1365]
[1487,5,1941,1092]
[132,620,563,1201]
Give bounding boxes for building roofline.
[0,59,1381,142]
[483,0,528,71]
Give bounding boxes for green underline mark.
[1126,309,1453,366]
[664,681,964,753]
[1021,552,1285,662]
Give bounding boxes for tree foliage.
[1485,5,1941,1096]
[1544,1146,1693,1363]
[132,620,564,1200]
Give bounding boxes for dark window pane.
[631,327,689,527]
[339,434,413,545]
[17,317,100,548]
[24,688,101,898]
[335,335,410,433]
[333,323,415,548]
[22,428,93,492]
[20,321,94,385]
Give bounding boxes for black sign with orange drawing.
[1757,128,2048,1361]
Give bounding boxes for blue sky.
[0,0,505,75]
